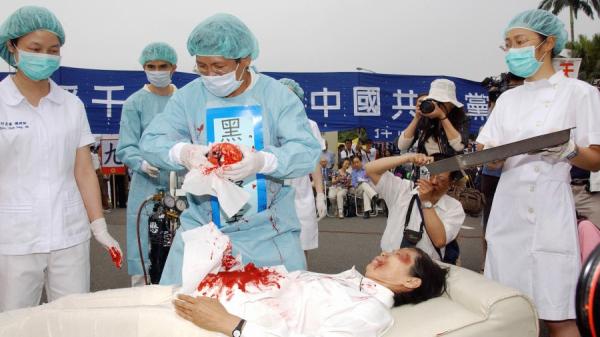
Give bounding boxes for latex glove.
[90,218,123,269]
[316,192,327,220]
[540,139,577,162]
[181,144,211,170]
[141,160,159,178]
[222,144,265,181]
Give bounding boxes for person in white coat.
[477,9,600,337]
[279,78,327,254]
[0,6,121,312]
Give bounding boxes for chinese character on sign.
[391,89,418,120]
[100,138,126,175]
[311,88,341,118]
[221,118,242,142]
[92,85,126,118]
[464,93,489,120]
[551,58,581,78]
[374,128,393,140]
[353,87,380,116]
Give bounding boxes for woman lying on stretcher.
[173,246,448,337]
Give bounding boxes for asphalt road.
[90,208,485,291]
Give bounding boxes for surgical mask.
[15,49,61,81]
[504,40,547,78]
[145,70,172,88]
[201,63,244,97]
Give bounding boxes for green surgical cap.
[0,6,65,66]
[505,9,567,55]
[187,13,259,60]
[279,78,304,100]
[139,42,178,65]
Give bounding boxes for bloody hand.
[109,247,122,269]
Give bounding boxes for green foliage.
[539,0,600,19]
[566,33,600,82]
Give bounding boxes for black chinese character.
[103,142,123,165]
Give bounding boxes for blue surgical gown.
[140,73,321,285]
[116,86,180,276]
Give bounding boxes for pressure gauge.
[163,195,176,208]
[175,198,188,212]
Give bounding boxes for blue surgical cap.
[279,78,304,100]
[0,6,65,66]
[139,42,178,65]
[187,13,259,60]
[505,9,568,55]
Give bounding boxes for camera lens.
[420,99,436,114]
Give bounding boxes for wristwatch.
[566,144,579,160]
[421,201,434,209]
[232,319,246,337]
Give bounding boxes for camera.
[401,229,423,247]
[419,99,438,115]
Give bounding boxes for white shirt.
[476,71,600,320]
[206,267,394,337]
[398,131,463,155]
[0,76,95,255]
[374,172,464,260]
[286,120,323,250]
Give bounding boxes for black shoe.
[363,212,370,219]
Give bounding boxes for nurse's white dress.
[477,71,600,320]
[286,120,324,250]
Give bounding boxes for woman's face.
[365,248,421,293]
[342,159,350,170]
[505,28,555,61]
[7,30,61,59]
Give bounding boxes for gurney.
[0,263,539,337]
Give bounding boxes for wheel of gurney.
[576,245,600,337]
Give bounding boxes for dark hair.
[431,153,463,182]
[339,157,350,169]
[345,138,352,143]
[393,248,449,306]
[414,103,468,156]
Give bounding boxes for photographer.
[398,79,469,156]
[366,153,465,261]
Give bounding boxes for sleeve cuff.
[78,134,96,149]
[259,151,278,175]
[448,137,464,151]
[169,142,188,165]
[397,131,413,150]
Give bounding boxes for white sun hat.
[426,79,464,108]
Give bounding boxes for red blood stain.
[196,124,204,135]
[221,242,239,271]
[109,247,122,269]
[269,216,279,232]
[252,184,256,189]
[197,263,282,300]
[197,243,282,300]
[399,252,411,264]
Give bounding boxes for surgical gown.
[116,86,177,276]
[140,72,320,285]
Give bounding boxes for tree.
[566,33,600,82]
[538,0,600,42]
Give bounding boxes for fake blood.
[207,143,243,167]
[197,243,282,300]
[109,247,122,269]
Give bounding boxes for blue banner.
[0,67,489,141]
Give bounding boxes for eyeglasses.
[501,38,544,52]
